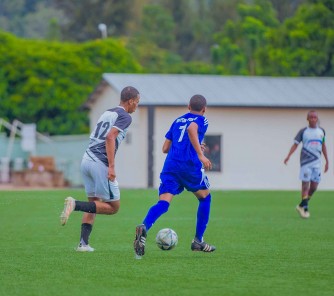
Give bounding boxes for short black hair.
[307,110,317,119]
[189,94,207,111]
[121,86,139,102]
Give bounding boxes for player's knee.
[106,202,120,215]
[199,193,211,203]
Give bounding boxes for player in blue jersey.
[284,110,329,219]
[134,94,216,258]
[60,86,140,251]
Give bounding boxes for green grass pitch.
[0,189,333,296]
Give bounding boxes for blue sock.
[143,200,170,231]
[195,194,211,241]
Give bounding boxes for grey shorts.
[80,158,120,201]
[299,165,321,183]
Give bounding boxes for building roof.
[87,73,334,108]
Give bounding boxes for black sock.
[299,198,309,210]
[80,223,93,245]
[75,201,97,213]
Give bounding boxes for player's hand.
[108,167,116,181]
[200,155,212,171]
[284,157,289,165]
[324,162,329,173]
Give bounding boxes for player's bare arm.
[162,139,172,153]
[187,122,212,170]
[106,127,119,180]
[322,142,329,173]
[284,143,298,164]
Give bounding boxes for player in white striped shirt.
[284,110,329,219]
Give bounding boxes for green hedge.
[0,31,141,135]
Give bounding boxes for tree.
[0,0,66,40]
[159,0,215,61]
[0,31,141,135]
[208,0,244,31]
[21,2,65,40]
[159,0,196,61]
[270,0,307,22]
[139,4,176,50]
[307,0,334,12]
[256,2,334,76]
[53,0,135,41]
[211,0,279,75]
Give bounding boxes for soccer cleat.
[296,205,310,219]
[134,224,147,257]
[60,197,75,225]
[76,243,95,252]
[191,238,216,252]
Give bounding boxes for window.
[204,135,222,172]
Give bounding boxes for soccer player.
[284,110,329,219]
[134,94,216,258]
[60,86,140,251]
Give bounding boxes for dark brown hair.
[189,94,207,111]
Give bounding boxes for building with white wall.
[85,74,334,190]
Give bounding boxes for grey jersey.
[83,106,132,166]
[294,126,325,168]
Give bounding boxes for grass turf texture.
[0,189,333,296]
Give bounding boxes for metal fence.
[0,132,89,187]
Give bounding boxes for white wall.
[153,107,333,190]
[115,108,148,188]
[89,86,333,190]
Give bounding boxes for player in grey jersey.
[60,86,140,251]
[284,110,329,219]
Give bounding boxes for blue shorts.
[159,168,210,196]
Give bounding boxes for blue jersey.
[162,112,209,172]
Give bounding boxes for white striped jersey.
[294,126,326,168]
[83,106,132,166]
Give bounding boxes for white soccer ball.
[155,228,178,250]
